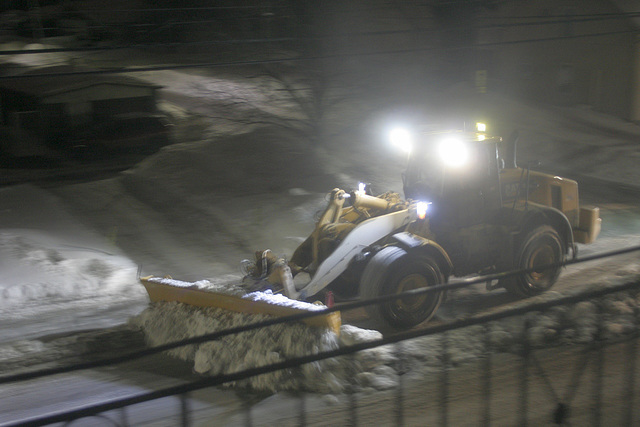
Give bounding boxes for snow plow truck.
[142,124,601,331]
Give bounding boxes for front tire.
[504,225,565,298]
[361,246,445,330]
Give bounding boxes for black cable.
[5,10,638,58]
[0,37,297,56]
[480,10,640,21]
[0,27,633,80]
[51,4,290,14]
[31,10,640,34]
[13,5,640,47]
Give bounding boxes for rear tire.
[504,225,564,298]
[361,246,445,330]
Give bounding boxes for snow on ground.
[1,44,640,395]
[0,42,71,69]
[0,228,138,309]
[0,185,147,343]
[127,279,640,394]
[129,303,379,393]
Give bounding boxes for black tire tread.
[504,225,564,298]
[360,246,444,329]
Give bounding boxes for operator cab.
[400,125,502,203]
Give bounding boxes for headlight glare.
[417,201,429,220]
[389,127,413,154]
[438,137,469,168]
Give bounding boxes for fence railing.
[2,245,639,426]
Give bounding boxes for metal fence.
[2,246,639,427]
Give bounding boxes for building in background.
[0,66,170,157]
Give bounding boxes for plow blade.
[140,276,341,334]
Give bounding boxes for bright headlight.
[416,201,430,220]
[389,127,413,154]
[438,137,469,168]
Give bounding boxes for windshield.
[403,136,493,201]
[403,145,444,201]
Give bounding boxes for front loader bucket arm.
[290,189,407,277]
[290,209,412,300]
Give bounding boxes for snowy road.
[1,346,247,427]
[4,340,638,427]
[1,182,637,343]
[1,51,640,425]
[0,185,638,426]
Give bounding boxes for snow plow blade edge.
[140,276,341,335]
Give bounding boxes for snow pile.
[520,286,640,346]
[403,278,640,381]
[132,276,640,394]
[144,276,326,311]
[1,42,69,68]
[244,289,327,311]
[144,276,247,297]
[130,302,394,393]
[125,126,332,197]
[0,230,141,310]
[0,339,45,362]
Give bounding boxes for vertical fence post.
[180,393,190,427]
[482,323,493,426]
[624,304,638,425]
[348,383,358,427]
[244,398,253,427]
[440,331,449,427]
[520,316,531,427]
[592,301,604,427]
[299,392,306,427]
[348,352,359,427]
[395,342,405,427]
[120,406,129,427]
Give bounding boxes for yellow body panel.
[500,169,580,224]
[500,168,601,244]
[574,206,602,244]
[140,276,341,335]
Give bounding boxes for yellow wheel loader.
[143,124,601,331]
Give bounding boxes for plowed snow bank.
[130,302,395,393]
